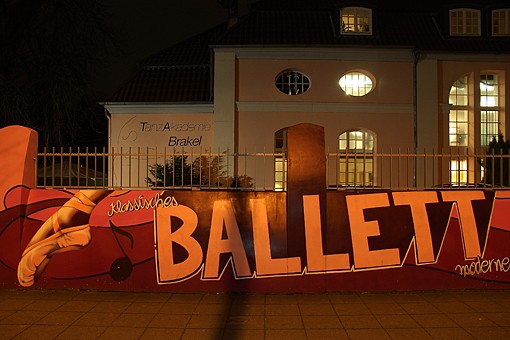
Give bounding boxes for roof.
[104,0,510,104]
[104,24,227,103]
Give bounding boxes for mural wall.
[1,125,509,292]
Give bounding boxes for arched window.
[448,75,469,147]
[338,130,374,186]
[447,72,503,185]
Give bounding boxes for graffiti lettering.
[455,256,510,277]
[155,204,202,282]
[154,191,493,284]
[108,192,178,217]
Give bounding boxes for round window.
[339,71,374,96]
[275,70,311,95]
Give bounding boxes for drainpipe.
[103,106,111,152]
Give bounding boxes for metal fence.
[36,147,510,191]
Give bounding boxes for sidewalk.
[0,288,509,340]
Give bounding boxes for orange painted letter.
[441,191,486,259]
[303,195,350,272]
[251,199,301,276]
[204,200,251,279]
[346,193,400,269]
[393,191,438,264]
[155,205,203,283]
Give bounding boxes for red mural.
[1,186,509,292]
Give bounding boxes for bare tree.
[0,0,117,147]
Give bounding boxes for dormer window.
[341,7,372,35]
[449,9,480,36]
[492,9,510,36]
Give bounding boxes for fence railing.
[36,147,510,191]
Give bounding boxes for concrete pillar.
[0,125,38,210]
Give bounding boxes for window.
[450,9,480,36]
[480,74,500,146]
[338,130,374,186]
[274,129,287,191]
[341,7,372,35]
[450,159,468,186]
[275,70,310,95]
[448,75,469,146]
[339,71,374,96]
[447,72,504,185]
[492,9,510,35]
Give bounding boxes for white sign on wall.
[112,113,214,150]
[109,113,214,188]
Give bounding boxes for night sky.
[92,0,232,99]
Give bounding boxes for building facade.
[102,0,510,190]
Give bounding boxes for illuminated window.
[275,70,310,95]
[480,74,500,146]
[341,7,372,34]
[492,9,510,35]
[339,71,374,96]
[450,159,468,186]
[338,130,374,186]
[274,129,287,191]
[450,9,480,36]
[449,75,469,147]
[447,72,504,185]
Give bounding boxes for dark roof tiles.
[105,1,510,103]
[105,66,210,103]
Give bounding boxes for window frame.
[492,9,510,36]
[448,75,469,147]
[449,8,481,36]
[338,130,375,187]
[480,73,500,147]
[446,72,505,185]
[275,69,311,96]
[338,70,375,97]
[340,7,372,35]
[274,129,288,191]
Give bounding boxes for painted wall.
[1,125,509,292]
[2,187,510,292]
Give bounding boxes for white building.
[102,0,510,190]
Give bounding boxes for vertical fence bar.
[77,147,81,187]
[406,147,410,189]
[499,148,503,188]
[111,147,115,189]
[67,147,71,187]
[120,147,124,189]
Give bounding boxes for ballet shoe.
[17,192,96,287]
